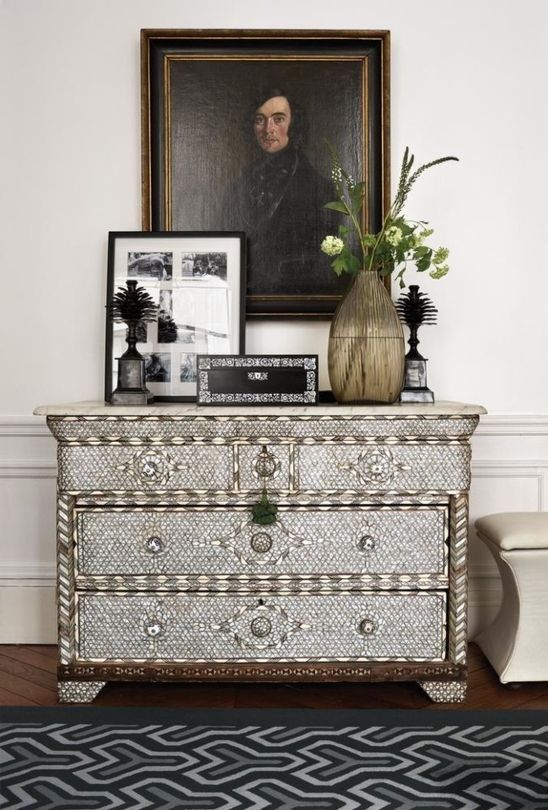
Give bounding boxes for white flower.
[321,235,345,257]
[385,226,403,246]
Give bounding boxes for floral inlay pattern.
[208,601,309,651]
[115,448,189,486]
[337,447,410,486]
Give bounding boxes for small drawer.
[75,505,448,579]
[236,444,291,490]
[297,443,471,492]
[75,591,447,662]
[58,444,233,491]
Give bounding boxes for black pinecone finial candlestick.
[395,285,438,403]
[108,280,158,405]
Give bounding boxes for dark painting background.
[168,59,364,306]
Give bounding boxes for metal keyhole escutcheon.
[254,446,278,480]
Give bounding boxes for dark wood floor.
[1,644,547,709]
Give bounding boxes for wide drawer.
[297,443,471,492]
[75,506,448,578]
[75,591,447,662]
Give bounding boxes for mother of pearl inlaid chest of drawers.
[34,401,485,703]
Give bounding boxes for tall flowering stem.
[321,143,458,288]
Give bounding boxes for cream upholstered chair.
[475,513,548,683]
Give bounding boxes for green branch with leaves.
[321,143,458,288]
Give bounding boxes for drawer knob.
[254,446,278,480]
[145,536,164,554]
[358,534,375,552]
[144,621,164,638]
[359,618,376,636]
[250,616,272,638]
[250,532,273,553]
[141,454,163,481]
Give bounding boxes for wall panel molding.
[0,415,50,437]
[0,563,56,582]
[471,461,545,511]
[476,415,548,436]
[0,460,57,478]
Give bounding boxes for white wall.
[2,0,548,641]
[2,0,548,411]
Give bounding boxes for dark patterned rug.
[1,708,547,809]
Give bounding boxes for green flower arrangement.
[321,145,458,288]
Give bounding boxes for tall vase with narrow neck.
[328,269,405,403]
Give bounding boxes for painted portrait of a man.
[143,32,387,316]
[225,88,341,299]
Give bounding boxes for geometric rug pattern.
[1,708,547,809]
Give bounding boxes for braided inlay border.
[448,493,469,664]
[65,490,464,505]
[74,574,449,593]
[57,494,76,664]
[74,493,450,508]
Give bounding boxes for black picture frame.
[141,29,390,318]
[105,231,246,402]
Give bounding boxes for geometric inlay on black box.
[197,355,318,405]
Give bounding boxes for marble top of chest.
[34,401,486,417]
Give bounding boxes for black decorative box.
[196,355,319,405]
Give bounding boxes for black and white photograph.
[157,313,178,344]
[143,31,388,315]
[179,352,197,383]
[159,289,173,316]
[128,251,173,280]
[182,252,228,281]
[144,352,171,383]
[105,232,246,401]
[157,290,177,343]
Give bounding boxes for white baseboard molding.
[0,585,57,643]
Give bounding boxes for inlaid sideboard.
[35,401,485,703]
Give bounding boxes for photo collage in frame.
[105,232,246,402]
